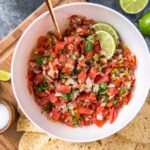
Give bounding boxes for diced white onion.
[96,113,104,120]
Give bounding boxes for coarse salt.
[0,103,10,129]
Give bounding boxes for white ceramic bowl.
[11,2,150,142]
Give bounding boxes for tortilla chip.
[17,117,43,133]
[146,92,150,105]
[118,102,150,144]
[136,144,150,150]
[19,132,50,150]
[41,139,102,150]
[101,134,136,150]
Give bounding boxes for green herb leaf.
[45,51,52,61]
[36,55,44,65]
[85,42,93,53]
[72,116,77,124]
[73,68,80,75]
[119,87,126,95]
[60,72,64,79]
[99,82,107,89]
[59,49,65,54]
[111,69,119,75]
[41,103,54,113]
[87,35,94,44]
[35,81,48,92]
[98,83,107,95]
[61,93,73,100]
[71,54,77,60]
[113,99,118,106]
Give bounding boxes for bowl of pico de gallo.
[11,2,150,142]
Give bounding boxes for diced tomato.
[86,50,95,59]
[95,75,109,83]
[76,28,89,36]
[106,101,114,107]
[66,122,74,127]
[37,36,47,47]
[78,107,93,115]
[52,59,61,70]
[94,120,104,127]
[35,74,44,84]
[107,88,118,97]
[28,70,35,81]
[36,98,49,106]
[123,95,130,104]
[89,67,98,80]
[55,42,65,54]
[38,47,45,55]
[65,36,75,44]
[78,70,87,83]
[49,93,58,103]
[50,51,57,59]
[94,44,101,53]
[60,85,71,93]
[83,119,91,126]
[77,93,96,102]
[51,110,61,121]
[109,107,117,123]
[37,92,49,97]
[114,79,122,87]
[63,58,75,74]
[59,54,67,63]
[75,36,82,45]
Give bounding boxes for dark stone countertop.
[0,0,149,49]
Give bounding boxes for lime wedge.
[0,70,11,81]
[120,0,148,14]
[93,23,119,44]
[96,31,116,59]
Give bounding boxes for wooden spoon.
[45,0,62,40]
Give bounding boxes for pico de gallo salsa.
[28,15,136,127]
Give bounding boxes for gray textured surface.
[0,0,43,40]
[0,0,149,49]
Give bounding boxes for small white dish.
[11,2,150,142]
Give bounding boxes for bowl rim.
[11,2,150,142]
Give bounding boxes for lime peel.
[93,22,119,44]
[0,70,11,81]
[96,31,116,59]
[120,0,148,14]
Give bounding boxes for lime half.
[120,0,148,14]
[93,23,119,44]
[0,70,11,81]
[138,11,150,36]
[96,31,116,59]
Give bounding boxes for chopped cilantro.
[98,83,107,95]
[36,55,44,65]
[119,87,126,95]
[72,117,78,124]
[45,51,52,61]
[87,35,94,44]
[41,103,54,113]
[35,81,48,92]
[113,99,118,106]
[61,93,73,100]
[59,49,65,54]
[60,72,64,79]
[71,54,77,60]
[73,68,80,75]
[85,42,93,53]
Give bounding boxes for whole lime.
[138,11,150,36]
